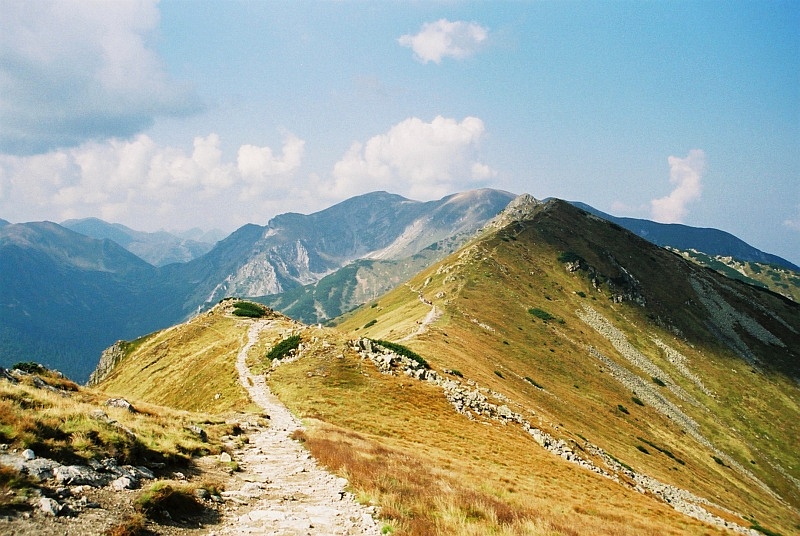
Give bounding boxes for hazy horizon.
[1,1,797,263]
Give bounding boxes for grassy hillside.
[96,299,302,413]
[672,247,800,303]
[89,203,800,535]
[331,200,800,535]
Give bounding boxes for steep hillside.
[572,202,798,270]
[62,217,215,266]
[0,222,183,381]
[94,301,737,535]
[333,198,800,535]
[259,233,477,324]
[670,248,800,303]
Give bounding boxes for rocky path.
[213,320,382,535]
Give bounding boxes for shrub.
[447,369,464,378]
[557,251,583,264]
[652,377,666,387]
[232,301,266,318]
[524,377,544,389]
[631,396,645,406]
[364,319,378,329]
[617,404,629,415]
[11,362,45,374]
[712,455,727,467]
[104,513,147,536]
[494,370,504,379]
[370,340,429,369]
[576,291,586,298]
[528,308,556,322]
[265,335,301,361]
[636,445,650,454]
[134,481,204,520]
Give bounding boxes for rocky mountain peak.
[484,193,542,229]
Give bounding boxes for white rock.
[21,449,35,461]
[110,476,136,491]
[39,497,61,516]
[219,452,232,463]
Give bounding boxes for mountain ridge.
[90,198,800,535]
[570,201,798,270]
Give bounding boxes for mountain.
[62,217,216,266]
[165,189,515,315]
[0,218,9,228]
[670,247,800,303]
[0,190,515,380]
[571,202,799,270]
[331,197,800,533]
[93,197,800,535]
[0,222,185,381]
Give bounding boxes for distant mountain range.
[60,218,220,267]
[570,202,799,271]
[1,189,797,381]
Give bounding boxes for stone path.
[213,320,382,535]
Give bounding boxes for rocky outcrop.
[87,340,127,386]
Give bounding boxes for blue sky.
[1,1,798,264]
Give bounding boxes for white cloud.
[650,149,706,223]
[399,19,488,64]
[0,133,304,231]
[0,0,200,155]
[784,206,800,232]
[330,116,495,200]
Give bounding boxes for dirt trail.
[214,320,382,535]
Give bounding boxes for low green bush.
[528,308,556,322]
[265,335,301,361]
[371,339,429,369]
[524,377,544,389]
[232,301,266,318]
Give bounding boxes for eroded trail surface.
[214,320,381,535]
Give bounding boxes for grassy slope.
[267,327,718,535]
[90,208,800,535]
[97,301,263,413]
[672,247,800,303]
[0,368,233,481]
[333,202,800,535]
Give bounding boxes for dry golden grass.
[97,302,258,413]
[0,369,233,467]
[330,207,800,535]
[267,331,727,536]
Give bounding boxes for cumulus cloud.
[0,0,201,155]
[398,19,488,64]
[0,133,304,231]
[650,149,706,223]
[330,116,495,200]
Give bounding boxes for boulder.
[110,476,137,491]
[39,497,62,517]
[54,465,110,487]
[105,398,136,412]
[24,457,61,481]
